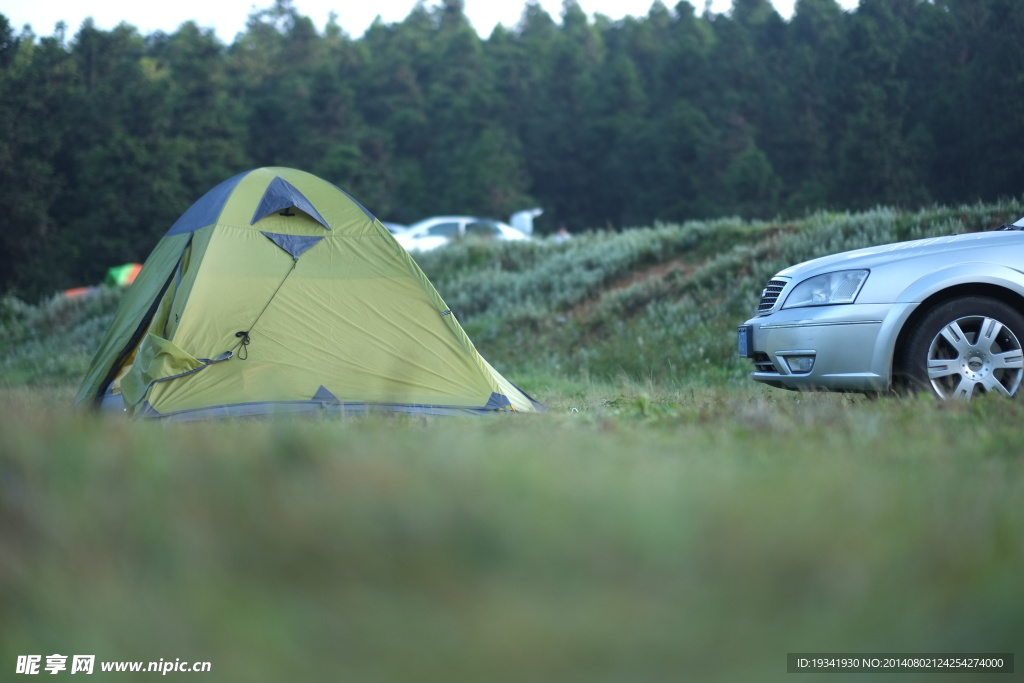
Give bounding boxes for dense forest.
[1,0,1023,298]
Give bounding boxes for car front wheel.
[896,296,1024,399]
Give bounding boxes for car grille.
[757,279,787,313]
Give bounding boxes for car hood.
[777,229,1024,279]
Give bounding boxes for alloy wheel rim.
[926,314,1024,399]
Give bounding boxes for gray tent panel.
[483,392,512,410]
[165,171,248,236]
[251,176,331,230]
[312,385,341,404]
[262,232,324,260]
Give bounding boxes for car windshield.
[465,221,501,239]
[423,222,460,237]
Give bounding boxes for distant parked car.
[382,222,408,235]
[394,216,530,252]
[738,217,1024,399]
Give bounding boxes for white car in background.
[381,221,408,236]
[394,216,530,252]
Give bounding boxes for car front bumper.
[739,302,918,392]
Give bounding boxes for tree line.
[1,0,1023,298]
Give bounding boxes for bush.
[0,288,124,387]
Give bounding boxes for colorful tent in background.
[63,286,100,299]
[104,263,143,287]
[75,167,543,420]
[63,263,144,299]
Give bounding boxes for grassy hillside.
[2,202,1023,682]
[3,199,1021,393]
[414,201,1023,389]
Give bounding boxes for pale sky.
[4,0,860,42]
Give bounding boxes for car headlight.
[783,270,869,309]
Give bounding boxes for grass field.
[2,383,1022,682]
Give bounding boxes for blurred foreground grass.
[2,385,1022,682]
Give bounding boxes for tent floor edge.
[115,399,530,422]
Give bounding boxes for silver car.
[738,217,1024,399]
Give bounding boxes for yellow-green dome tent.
[75,168,542,420]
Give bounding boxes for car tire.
[895,296,1024,399]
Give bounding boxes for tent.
[75,167,543,420]
[103,263,143,287]
[63,263,142,299]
